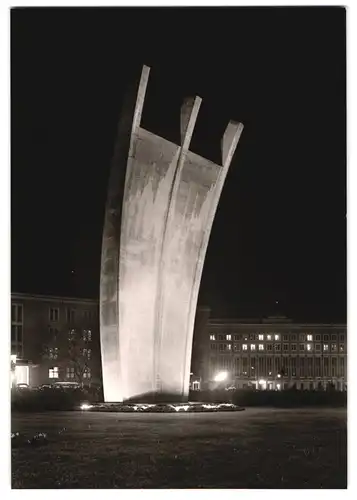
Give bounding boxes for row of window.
[211,343,345,352]
[49,307,96,323]
[48,366,91,379]
[210,333,345,342]
[49,328,92,341]
[211,356,345,378]
[11,304,96,325]
[47,347,92,359]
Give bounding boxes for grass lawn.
[11,407,347,489]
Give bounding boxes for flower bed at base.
[11,386,346,412]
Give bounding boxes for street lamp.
[214,371,228,382]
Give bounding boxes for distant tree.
[68,330,92,385]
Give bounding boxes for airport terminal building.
[11,293,347,391]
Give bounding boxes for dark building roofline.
[208,319,346,328]
[11,292,98,306]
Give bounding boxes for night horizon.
[11,6,346,323]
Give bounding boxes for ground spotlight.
[80,403,93,411]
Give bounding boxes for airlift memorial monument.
[100,65,243,403]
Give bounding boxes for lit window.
[242,344,248,351]
[66,367,75,379]
[331,343,337,352]
[307,343,312,351]
[275,344,281,351]
[258,334,264,341]
[83,330,92,342]
[250,344,256,351]
[226,334,231,341]
[49,367,59,379]
[258,344,264,351]
[299,344,305,351]
[227,344,232,351]
[291,344,297,351]
[274,334,280,341]
[307,335,313,341]
[83,367,91,379]
[323,344,329,351]
[267,335,272,341]
[210,335,215,341]
[340,344,344,352]
[68,329,76,341]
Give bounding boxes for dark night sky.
[11,7,346,322]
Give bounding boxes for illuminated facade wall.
[100,65,243,402]
[202,318,347,391]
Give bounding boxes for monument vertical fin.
[182,120,244,396]
[154,96,201,393]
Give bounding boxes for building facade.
[11,293,101,387]
[198,316,347,391]
[10,293,347,392]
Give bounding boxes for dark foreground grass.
[11,408,346,489]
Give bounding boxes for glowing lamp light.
[276,383,281,390]
[80,403,93,411]
[277,374,281,378]
[214,371,228,382]
[258,379,266,385]
[171,405,190,412]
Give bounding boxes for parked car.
[53,381,81,390]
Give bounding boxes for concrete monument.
[100,65,243,402]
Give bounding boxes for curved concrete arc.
[100,65,243,402]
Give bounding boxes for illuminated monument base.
[100,65,243,403]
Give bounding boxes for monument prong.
[180,96,202,151]
[131,64,150,135]
[221,120,244,169]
